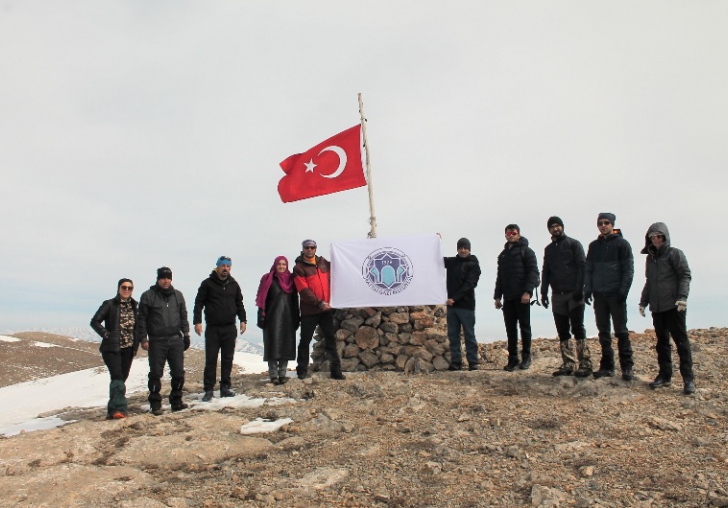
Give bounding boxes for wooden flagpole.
[358,93,377,239]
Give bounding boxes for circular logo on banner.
[362,248,414,296]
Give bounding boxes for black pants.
[102,347,135,381]
[148,336,185,410]
[297,311,341,374]
[653,308,693,381]
[203,324,237,391]
[502,299,531,361]
[593,296,633,371]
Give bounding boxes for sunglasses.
[218,256,231,261]
[597,221,612,226]
[120,285,134,291]
[505,231,519,237]
[304,246,317,249]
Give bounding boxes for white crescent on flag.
[318,145,347,179]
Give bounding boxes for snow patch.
[31,341,59,348]
[0,335,21,342]
[240,417,293,435]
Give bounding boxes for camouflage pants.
[559,338,592,370]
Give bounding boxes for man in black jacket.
[494,224,540,371]
[138,267,191,415]
[444,238,481,371]
[584,213,635,381]
[193,256,247,402]
[638,222,694,394]
[540,216,592,377]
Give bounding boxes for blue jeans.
[447,307,479,367]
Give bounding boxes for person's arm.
[673,249,691,302]
[137,293,150,348]
[584,245,594,300]
[192,281,206,326]
[619,240,635,300]
[236,282,247,334]
[178,292,190,337]
[573,240,586,297]
[540,250,550,297]
[523,248,540,297]
[90,300,111,339]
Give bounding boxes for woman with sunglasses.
[90,278,139,419]
[255,256,299,384]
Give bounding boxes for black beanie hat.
[547,216,564,229]
[157,266,172,280]
[598,212,616,224]
[117,278,133,290]
[457,237,471,250]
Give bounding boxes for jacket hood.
[641,222,671,254]
[208,270,236,285]
[503,237,529,249]
[295,254,319,266]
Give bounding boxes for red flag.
[278,125,366,203]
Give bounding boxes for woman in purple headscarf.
[256,256,300,384]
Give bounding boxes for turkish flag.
[278,125,366,203]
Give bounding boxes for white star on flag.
[304,160,317,173]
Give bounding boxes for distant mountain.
[3,326,265,356]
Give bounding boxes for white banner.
[330,234,446,308]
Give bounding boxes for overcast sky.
[1,1,726,342]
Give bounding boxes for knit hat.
[216,256,232,267]
[302,239,317,248]
[157,266,172,280]
[457,238,471,250]
[117,278,133,290]
[547,216,564,229]
[598,213,616,224]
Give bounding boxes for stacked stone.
[309,305,452,373]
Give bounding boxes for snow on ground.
[31,341,59,348]
[240,417,294,435]
[0,335,20,342]
[0,351,286,437]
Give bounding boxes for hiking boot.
[112,411,126,419]
[331,370,346,380]
[448,364,462,371]
[271,378,280,385]
[151,407,164,416]
[278,376,289,385]
[519,357,531,370]
[297,370,309,380]
[683,380,696,395]
[503,359,519,372]
[621,368,634,381]
[649,376,671,389]
[574,366,593,378]
[201,391,214,402]
[220,386,236,397]
[593,369,614,379]
[552,366,574,377]
[468,364,480,371]
[171,402,189,412]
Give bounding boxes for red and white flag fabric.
[278,125,366,203]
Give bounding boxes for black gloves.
[257,308,266,329]
[183,336,190,351]
[541,295,549,309]
[573,291,584,302]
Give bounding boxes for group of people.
[445,213,695,395]
[90,240,345,419]
[90,214,693,419]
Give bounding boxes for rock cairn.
[310,305,469,373]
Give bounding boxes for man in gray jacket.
[638,223,694,394]
[138,267,191,415]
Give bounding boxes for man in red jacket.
[293,239,345,380]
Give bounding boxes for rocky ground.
[1,328,727,507]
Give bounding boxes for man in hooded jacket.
[193,256,247,402]
[584,213,635,381]
[638,222,694,394]
[494,224,540,371]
